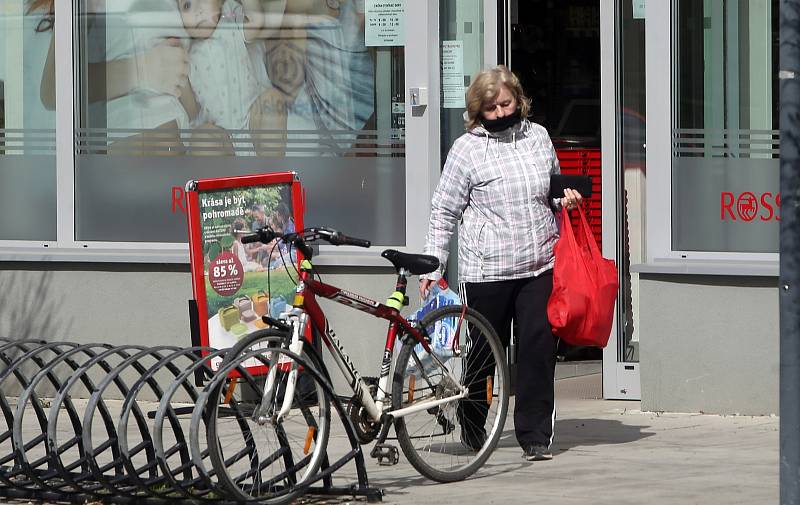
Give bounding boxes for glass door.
[438,0,495,281]
[439,0,492,161]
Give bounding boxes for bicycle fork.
[254,311,307,425]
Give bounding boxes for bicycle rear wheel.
[392,304,509,482]
[206,341,330,503]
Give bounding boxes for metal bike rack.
[0,336,382,504]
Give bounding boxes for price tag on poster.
[185,172,304,372]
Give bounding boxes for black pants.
[462,271,557,449]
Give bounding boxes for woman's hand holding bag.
[547,206,618,347]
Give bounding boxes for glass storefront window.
[673,0,778,253]
[74,0,405,245]
[0,0,57,241]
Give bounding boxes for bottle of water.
[403,279,460,376]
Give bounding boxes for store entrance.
[507,0,602,364]
[507,0,600,147]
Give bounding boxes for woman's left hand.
[561,188,583,210]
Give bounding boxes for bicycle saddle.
[381,249,439,275]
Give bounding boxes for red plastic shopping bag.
[547,206,618,347]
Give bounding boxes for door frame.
[601,0,641,400]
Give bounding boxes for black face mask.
[481,109,522,132]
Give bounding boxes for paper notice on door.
[365,0,405,47]
[442,40,465,109]
[632,0,645,19]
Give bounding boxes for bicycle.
[201,226,510,502]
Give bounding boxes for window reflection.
[73,1,405,245]
[76,0,385,157]
[0,0,57,241]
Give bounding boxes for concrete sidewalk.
[321,372,778,505]
[0,371,778,505]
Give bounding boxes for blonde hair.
[464,65,531,130]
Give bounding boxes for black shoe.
[461,429,486,451]
[523,444,553,461]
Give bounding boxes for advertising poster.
[186,172,304,371]
[79,0,376,155]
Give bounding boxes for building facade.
[0,0,780,414]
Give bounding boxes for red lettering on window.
[760,192,774,221]
[721,192,735,220]
[172,186,186,214]
[777,193,781,221]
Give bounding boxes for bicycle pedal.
[371,443,399,466]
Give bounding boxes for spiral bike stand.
[0,337,382,505]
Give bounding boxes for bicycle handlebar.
[241,226,371,249]
[241,228,274,245]
[327,231,371,248]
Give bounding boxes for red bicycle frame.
[294,266,432,398]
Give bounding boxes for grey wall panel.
[0,263,195,401]
[0,263,193,346]
[639,274,778,415]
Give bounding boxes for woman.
[419,65,582,462]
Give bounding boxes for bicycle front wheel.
[206,343,331,503]
[392,304,509,482]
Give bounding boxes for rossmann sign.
[720,192,781,222]
[674,158,777,252]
